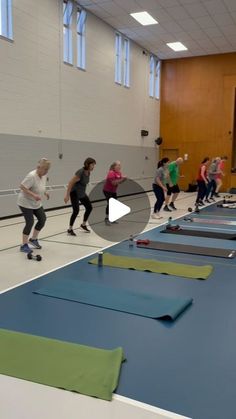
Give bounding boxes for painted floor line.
[42,239,102,249]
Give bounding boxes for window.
[115,33,130,87]
[149,55,160,99]
[0,0,13,40]
[123,38,130,87]
[155,60,161,99]
[115,33,122,84]
[149,55,155,97]
[63,0,73,64]
[77,8,86,70]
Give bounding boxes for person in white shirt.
[17,158,51,253]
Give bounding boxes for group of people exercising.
[17,155,227,253]
[17,158,126,253]
[152,155,227,219]
[195,156,227,206]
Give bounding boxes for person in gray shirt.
[64,157,96,234]
[205,157,221,202]
[152,157,169,219]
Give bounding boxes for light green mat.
[89,253,213,280]
[0,328,124,401]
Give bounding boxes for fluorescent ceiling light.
[130,11,158,26]
[167,42,188,52]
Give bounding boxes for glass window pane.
[149,55,155,97]
[77,9,86,69]
[0,0,13,40]
[155,60,161,99]
[115,33,122,84]
[63,0,73,64]
[123,39,130,87]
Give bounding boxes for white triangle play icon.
[108,198,131,222]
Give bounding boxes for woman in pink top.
[103,161,126,225]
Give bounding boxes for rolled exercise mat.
[184,217,236,226]
[0,328,124,401]
[89,252,212,280]
[218,203,236,208]
[223,200,236,204]
[136,240,235,259]
[34,279,193,321]
[161,227,236,240]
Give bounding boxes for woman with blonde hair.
[17,158,51,253]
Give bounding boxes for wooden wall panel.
[160,53,236,191]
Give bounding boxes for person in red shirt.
[215,156,227,197]
[196,157,210,205]
[103,161,127,225]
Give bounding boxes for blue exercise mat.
[34,279,192,321]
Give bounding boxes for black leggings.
[153,184,165,212]
[196,180,207,203]
[19,206,46,236]
[205,179,216,199]
[103,190,117,217]
[69,191,92,226]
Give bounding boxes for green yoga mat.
[89,253,213,280]
[0,328,124,401]
[34,280,193,320]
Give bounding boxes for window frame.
[63,0,73,65]
[115,32,122,85]
[155,59,161,100]
[0,0,13,41]
[149,55,161,100]
[123,38,130,88]
[149,55,155,98]
[76,7,87,70]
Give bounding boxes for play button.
[87,179,151,242]
[108,198,130,222]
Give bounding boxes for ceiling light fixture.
[167,42,188,51]
[130,11,158,26]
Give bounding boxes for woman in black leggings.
[17,158,51,253]
[152,157,169,219]
[64,158,96,235]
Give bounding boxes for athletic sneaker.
[29,238,42,249]
[169,202,177,210]
[20,243,32,253]
[210,197,215,202]
[205,198,211,203]
[67,229,77,236]
[80,224,90,233]
[163,205,172,212]
[151,213,162,219]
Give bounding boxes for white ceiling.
[79,0,236,59]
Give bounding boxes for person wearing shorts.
[163,157,183,211]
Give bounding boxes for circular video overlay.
[88,179,151,242]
